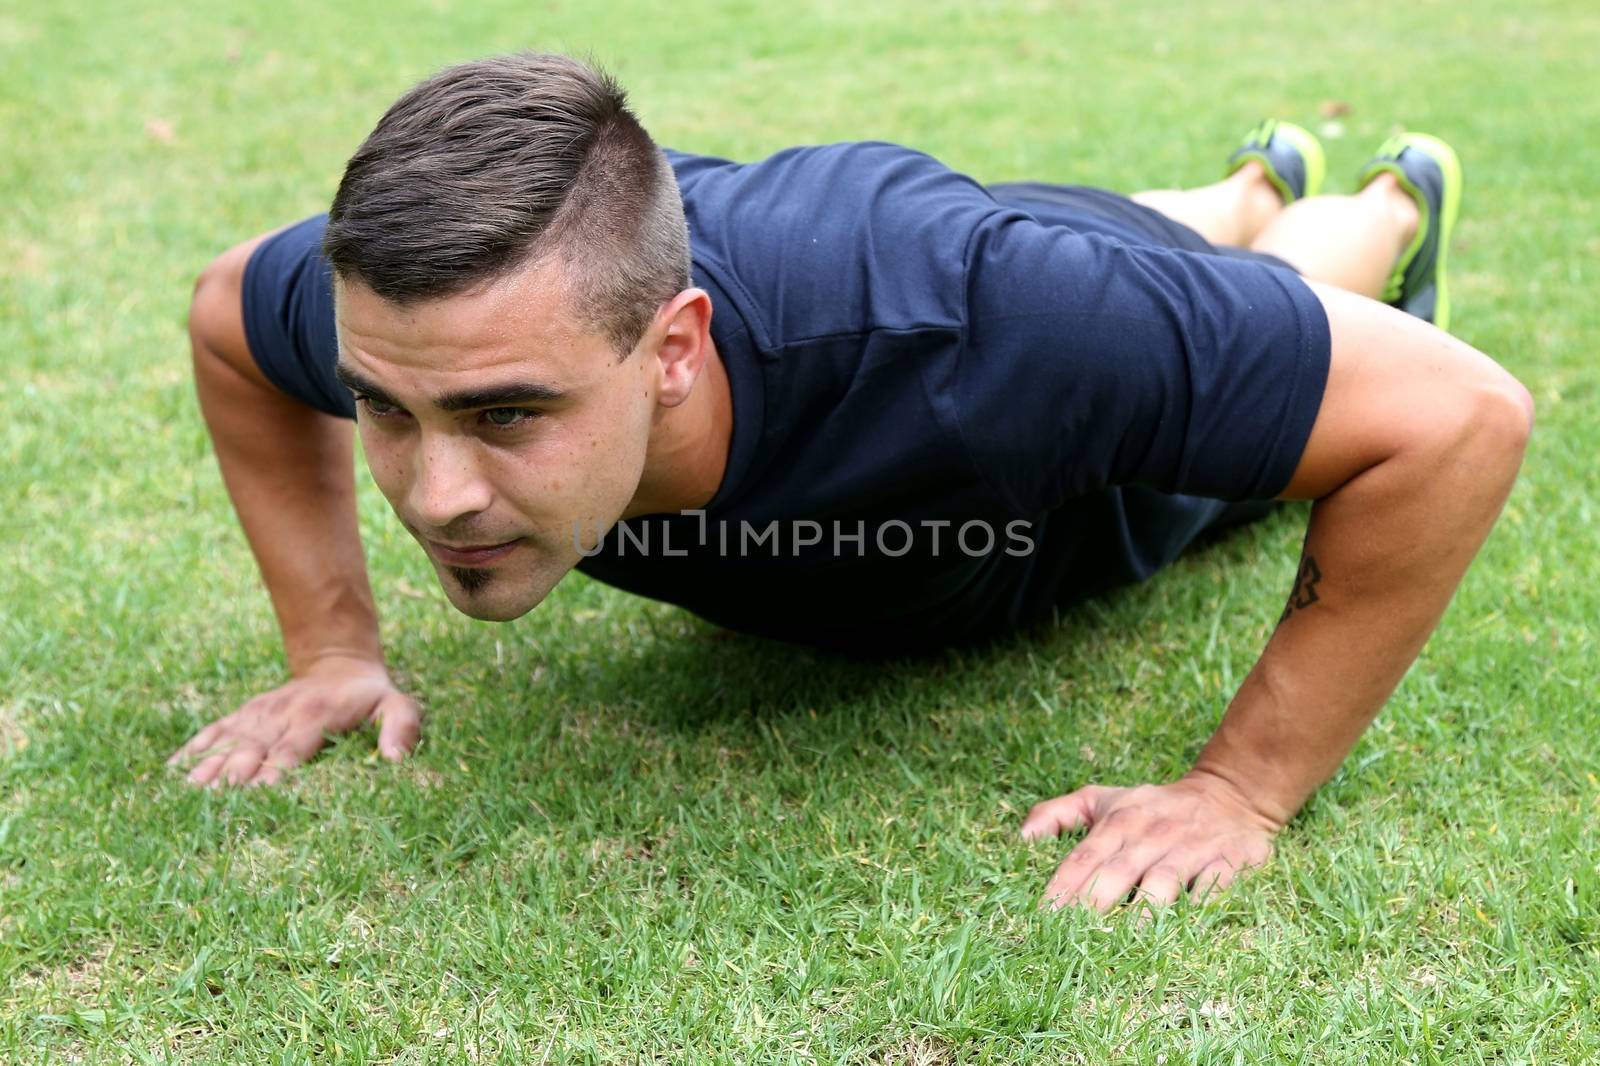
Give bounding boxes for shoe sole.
[1362,132,1462,330]
[1410,132,1462,331]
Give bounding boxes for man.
[173,53,1532,912]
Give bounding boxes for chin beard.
[438,567,541,622]
[446,565,493,593]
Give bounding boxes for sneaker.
[1225,119,1326,204]
[1357,132,1463,329]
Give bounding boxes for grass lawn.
[4,0,1599,1060]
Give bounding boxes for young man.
[174,54,1531,912]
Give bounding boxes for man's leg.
[1133,162,1420,302]
[1246,172,1418,300]
[1130,160,1286,248]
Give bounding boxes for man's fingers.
[1190,859,1243,902]
[1047,826,1203,913]
[247,761,285,788]
[1020,787,1108,841]
[1131,860,1191,909]
[186,751,232,787]
[1077,833,1182,912]
[243,726,328,787]
[1081,861,1147,913]
[372,692,422,761]
[169,720,226,766]
[277,722,330,765]
[245,727,320,787]
[216,744,269,787]
[1031,778,1281,914]
[1041,828,1123,907]
[169,692,284,767]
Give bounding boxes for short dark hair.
[324,52,691,355]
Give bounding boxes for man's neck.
[623,338,733,519]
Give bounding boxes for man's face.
[334,260,660,621]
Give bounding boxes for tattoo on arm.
[1279,554,1324,624]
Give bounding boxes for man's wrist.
[1183,757,1301,833]
[287,644,387,678]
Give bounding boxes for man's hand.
[167,655,421,787]
[185,237,409,788]
[1021,771,1278,912]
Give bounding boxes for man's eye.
[483,407,533,428]
[359,395,402,418]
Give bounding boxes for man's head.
[324,53,713,621]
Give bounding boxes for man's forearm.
[1192,390,1532,827]
[191,264,383,674]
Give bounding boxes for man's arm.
[169,235,421,787]
[1022,282,1534,911]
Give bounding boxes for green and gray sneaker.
[1225,119,1326,203]
[1357,131,1463,330]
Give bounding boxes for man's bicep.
[1278,281,1530,501]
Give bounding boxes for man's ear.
[649,288,713,408]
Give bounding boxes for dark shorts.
[985,181,1299,273]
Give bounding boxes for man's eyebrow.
[333,360,566,412]
[334,361,401,407]
[434,381,567,412]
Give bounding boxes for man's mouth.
[425,538,523,567]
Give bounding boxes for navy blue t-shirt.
[242,142,1330,651]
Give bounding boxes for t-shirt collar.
[691,261,764,515]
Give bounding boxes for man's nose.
[406,434,493,530]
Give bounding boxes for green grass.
[4,0,1599,1060]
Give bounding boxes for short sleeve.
[240,213,354,419]
[956,215,1331,512]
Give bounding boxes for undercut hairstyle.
[323,52,691,356]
